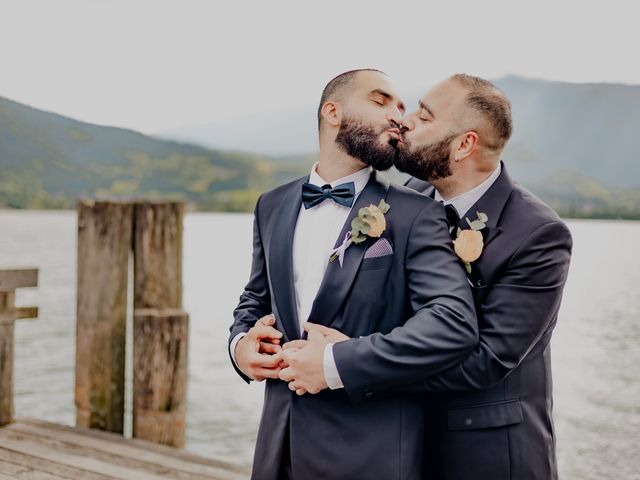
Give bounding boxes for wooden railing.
[0,268,39,427]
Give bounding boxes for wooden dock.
[0,418,250,480]
[0,207,252,480]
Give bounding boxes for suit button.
[465,418,473,426]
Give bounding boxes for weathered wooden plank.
[0,307,39,325]
[1,289,39,425]
[133,308,188,448]
[6,421,247,480]
[0,318,14,427]
[0,466,67,480]
[75,201,133,433]
[132,201,187,448]
[0,446,117,480]
[0,472,29,480]
[0,473,23,480]
[19,418,249,475]
[0,269,38,291]
[14,306,38,320]
[0,430,171,480]
[0,291,14,312]
[133,202,184,310]
[15,472,66,480]
[0,456,30,475]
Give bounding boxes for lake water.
[0,210,638,479]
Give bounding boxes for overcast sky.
[1,0,637,135]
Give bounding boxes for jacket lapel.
[456,162,515,286]
[268,177,307,341]
[406,163,514,287]
[423,184,436,199]
[457,161,515,250]
[406,163,514,247]
[405,176,434,197]
[307,171,390,327]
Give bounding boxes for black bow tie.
[444,203,461,228]
[302,182,356,209]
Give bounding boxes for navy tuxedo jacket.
[229,171,478,480]
[343,164,573,480]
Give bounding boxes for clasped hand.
[234,315,349,395]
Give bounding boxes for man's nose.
[385,111,402,126]
[399,116,414,132]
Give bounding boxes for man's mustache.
[387,119,409,135]
[385,121,409,151]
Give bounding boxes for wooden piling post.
[133,201,184,310]
[132,308,188,447]
[0,268,39,427]
[75,199,187,445]
[75,201,133,433]
[132,201,187,446]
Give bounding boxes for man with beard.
[283,74,572,480]
[228,69,478,480]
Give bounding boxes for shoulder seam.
[507,220,568,265]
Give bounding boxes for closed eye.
[369,89,391,107]
[418,101,434,121]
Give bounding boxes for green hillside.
[0,96,310,211]
[1,83,640,219]
[496,76,640,189]
[492,76,640,219]
[164,75,640,219]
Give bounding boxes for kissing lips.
[386,128,403,148]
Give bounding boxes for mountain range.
[0,96,309,211]
[1,75,639,218]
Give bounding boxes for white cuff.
[229,332,247,371]
[323,343,344,390]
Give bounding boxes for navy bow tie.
[302,182,356,209]
[441,202,461,240]
[444,203,461,227]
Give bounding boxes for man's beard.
[394,133,456,181]
[334,115,397,171]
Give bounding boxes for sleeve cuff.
[323,343,344,390]
[229,332,248,371]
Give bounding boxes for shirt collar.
[434,163,502,217]
[308,162,372,195]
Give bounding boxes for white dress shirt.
[325,162,502,390]
[230,163,372,384]
[291,164,372,331]
[434,163,502,217]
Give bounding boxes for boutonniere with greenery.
[453,211,488,273]
[329,199,390,267]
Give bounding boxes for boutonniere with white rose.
[453,211,488,273]
[329,199,390,267]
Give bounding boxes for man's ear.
[320,101,341,128]
[454,131,479,161]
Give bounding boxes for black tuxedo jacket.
[338,163,572,480]
[229,171,477,480]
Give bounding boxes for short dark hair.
[317,69,385,131]
[449,73,513,150]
